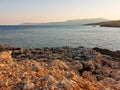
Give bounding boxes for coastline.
[0,45,120,89]
[85,20,120,28]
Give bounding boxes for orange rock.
[0,46,119,90]
[0,51,13,64]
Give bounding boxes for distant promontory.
[21,18,109,26]
[86,20,120,27]
[21,18,120,28]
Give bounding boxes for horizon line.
[0,17,116,25]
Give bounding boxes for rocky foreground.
[0,45,120,90]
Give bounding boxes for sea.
[0,25,120,51]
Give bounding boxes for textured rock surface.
[0,45,120,90]
[0,51,13,64]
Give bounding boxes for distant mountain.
[86,20,120,27]
[21,18,109,25]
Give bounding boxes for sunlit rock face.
[0,51,13,64]
[0,45,120,90]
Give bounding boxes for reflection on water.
[0,25,120,51]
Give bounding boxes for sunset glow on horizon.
[0,0,120,25]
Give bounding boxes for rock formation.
[0,45,120,90]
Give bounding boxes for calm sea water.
[0,25,120,51]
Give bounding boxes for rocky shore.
[0,45,120,90]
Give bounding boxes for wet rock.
[93,47,120,59]
[74,56,81,60]
[0,45,11,51]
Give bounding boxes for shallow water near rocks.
[0,25,120,51]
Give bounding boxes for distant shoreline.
[85,20,120,28]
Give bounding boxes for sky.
[0,0,120,25]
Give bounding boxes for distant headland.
[86,20,120,27]
[21,18,120,28]
[21,18,109,26]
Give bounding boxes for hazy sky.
[0,0,120,25]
